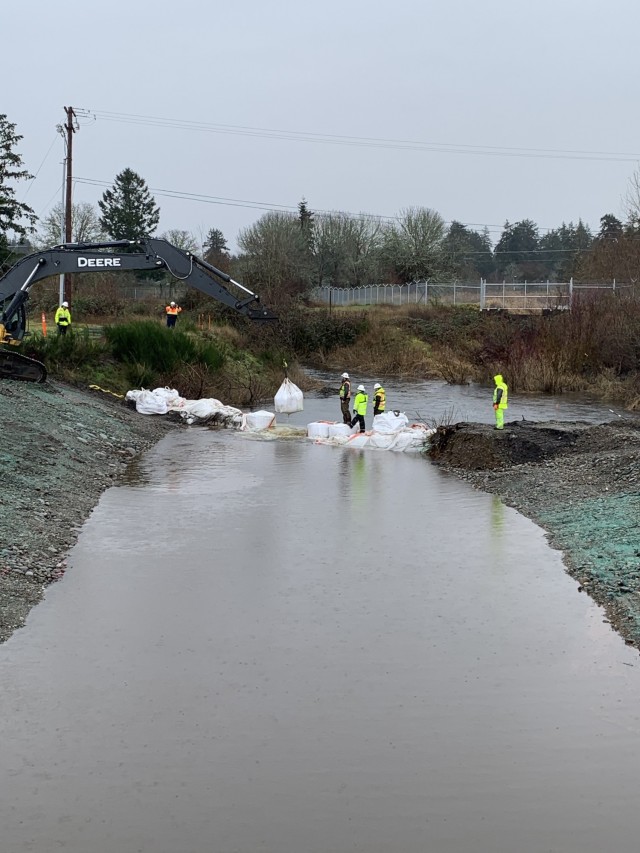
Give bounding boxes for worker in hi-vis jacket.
[165,301,182,328]
[373,382,386,417]
[54,301,71,335]
[493,374,508,430]
[339,372,352,424]
[350,384,368,433]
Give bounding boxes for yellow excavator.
[0,238,276,382]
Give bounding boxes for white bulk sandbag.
[368,432,395,450]
[347,433,370,449]
[181,399,225,419]
[151,387,182,406]
[307,422,331,439]
[388,428,428,452]
[135,389,169,415]
[274,378,304,414]
[329,423,352,438]
[244,410,276,430]
[372,411,409,434]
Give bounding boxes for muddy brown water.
[1,384,640,853]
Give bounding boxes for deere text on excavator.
[0,238,277,382]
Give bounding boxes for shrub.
[104,321,225,374]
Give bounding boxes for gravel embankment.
[429,419,640,649]
[0,380,173,642]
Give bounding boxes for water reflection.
[1,429,640,853]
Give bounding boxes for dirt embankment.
[0,380,173,643]
[429,418,640,649]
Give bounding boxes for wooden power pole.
[63,106,77,303]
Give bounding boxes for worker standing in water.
[351,384,368,433]
[493,374,508,430]
[372,382,386,417]
[339,372,352,424]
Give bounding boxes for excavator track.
[0,347,47,383]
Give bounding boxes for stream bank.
[0,379,172,642]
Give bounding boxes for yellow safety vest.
[339,379,351,400]
[354,392,368,416]
[493,375,508,409]
[54,307,71,326]
[374,387,386,411]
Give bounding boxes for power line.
[80,108,640,163]
[73,176,542,237]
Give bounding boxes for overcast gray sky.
[5,0,640,250]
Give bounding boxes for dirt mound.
[427,419,639,471]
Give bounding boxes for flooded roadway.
[1,384,640,853]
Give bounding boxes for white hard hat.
[374,382,381,389]
[170,301,176,306]
[341,372,349,378]
[62,301,69,307]
[357,384,365,391]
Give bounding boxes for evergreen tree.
[0,114,37,267]
[98,168,160,240]
[494,219,543,280]
[203,227,231,271]
[298,197,315,252]
[442,221,494,279]
[598,214,623,241]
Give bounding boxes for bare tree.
[160,229,198,253]
[314,212,384,286]
[623,165,640,226]
[382,206,447,281]
[37,202,106,248]
[237,211,312,299]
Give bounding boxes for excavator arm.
[0,238,277,381]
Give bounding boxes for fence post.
[480,278,485,310]
[613,278,616,292]
[569,277,573,311]
[524,280,527,310]
[453,281,457,306]
[502,280,505,309]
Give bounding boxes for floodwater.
[1,384,640,853]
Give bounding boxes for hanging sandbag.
[274,378,304,414]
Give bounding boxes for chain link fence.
[312,279,630,311]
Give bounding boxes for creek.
[1,380,639,853]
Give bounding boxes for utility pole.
[63,106,77,303]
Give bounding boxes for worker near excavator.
[339,372,352,424]
[373,382,386,417]
[493,374,509,430]
[351,384,368,433]
[54,301,71,335]
[165,300,182,328]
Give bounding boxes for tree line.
[2,113,640,297]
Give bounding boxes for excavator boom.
[0,238,277,381]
